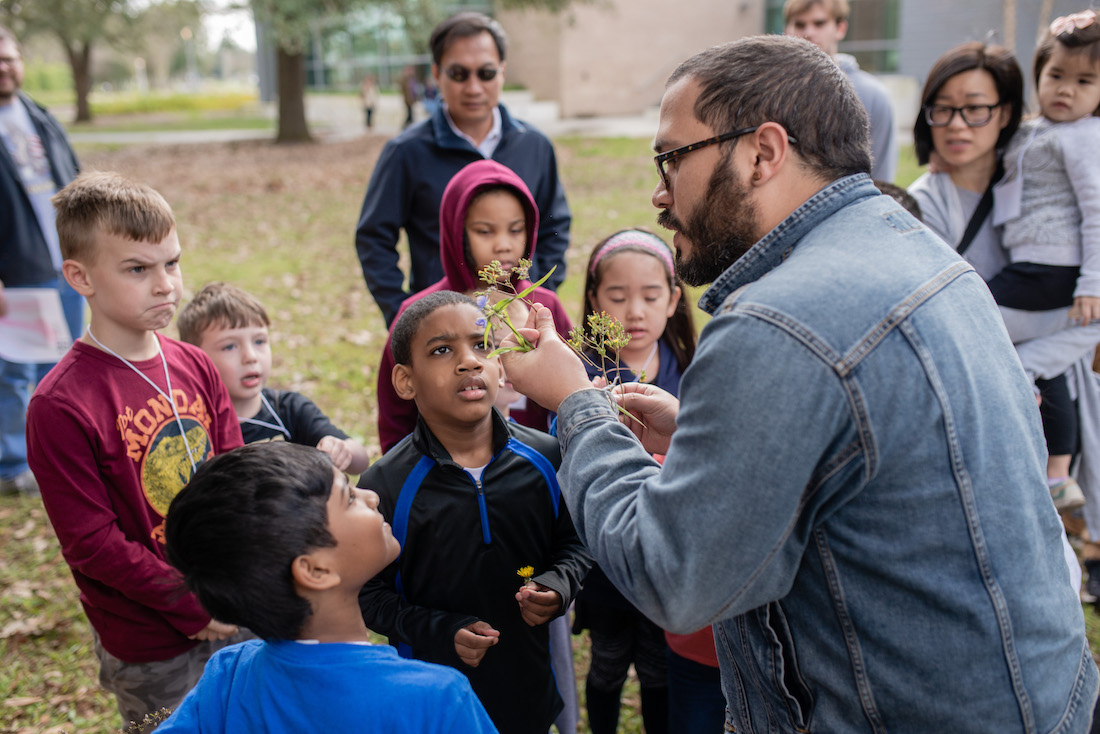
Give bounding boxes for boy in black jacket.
[359,291,590,734]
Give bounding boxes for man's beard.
[657,159,760,287]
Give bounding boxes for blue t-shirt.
[159,639,498,732]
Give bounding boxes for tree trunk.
[275,46,311,143]
[63,40,94,123]
[1002,0,1017,52]
[1037,0,1056,42]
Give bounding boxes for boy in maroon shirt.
[26,172,246,728]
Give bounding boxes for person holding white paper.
[0,26,81,496]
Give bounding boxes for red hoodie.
[376,160,573,453]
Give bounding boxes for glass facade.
[764,0,900,72]
[304,1,492,91]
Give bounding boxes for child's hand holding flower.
[514,565,561,626]
[516,583,562,627]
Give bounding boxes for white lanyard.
[85,326,197,474]
[239,390,290,439]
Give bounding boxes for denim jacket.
[556,175,1097,733]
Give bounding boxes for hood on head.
[438,160,540,292]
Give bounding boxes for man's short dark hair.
[165,443,336,641]
[667,35,871,182]
[913,42,1023,166]
[391,290,477,366]
[429,11,507,65]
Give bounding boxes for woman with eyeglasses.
[908,42,1023,280]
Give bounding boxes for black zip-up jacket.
[359,409,591,734]
[0,92,79,285]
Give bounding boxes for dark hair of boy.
[165,443,335,641]
[390,290,477,366]
[177,282,271,346]
[873,180,923,221]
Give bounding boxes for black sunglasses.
[444,65,500,83]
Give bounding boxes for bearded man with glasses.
[355,11,571,329]
[500,34,1098,733]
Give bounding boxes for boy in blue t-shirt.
[160,442,496,732]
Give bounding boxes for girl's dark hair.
[914,42,1023,165]
[583,228,697,373]
[1034,17,1100,117]
[165,443,336,641]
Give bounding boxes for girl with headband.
[573,228,714,734]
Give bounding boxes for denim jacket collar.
[699,173,876,315]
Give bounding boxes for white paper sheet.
[0,288,74,363]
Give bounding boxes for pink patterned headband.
[1050,9,1096,37]
[589,230,675,276]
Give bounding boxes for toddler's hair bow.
[1050,9,1096,37]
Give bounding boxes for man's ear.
[749,122,796,187]
[62,259,93,297]
[835,19,849,42]
[392,363,416,401]
[290,551,340,593]
[431,63,441,85]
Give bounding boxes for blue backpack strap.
[505,437,561,518]
[391,455,435,659]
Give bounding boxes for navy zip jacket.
[0,91,79,285]
[358,409,591,734]
[354,103,571,326]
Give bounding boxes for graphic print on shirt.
[0,113,54,196]
[115,390,214,524]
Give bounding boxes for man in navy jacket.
[0,26,81,495]
[354,12,571,327]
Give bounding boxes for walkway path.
[66,91,659,146]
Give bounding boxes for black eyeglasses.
[923,103,1002,127]
[654,126,798,189]
[443,65,499,83]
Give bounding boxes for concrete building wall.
[499,0,764,117]
[899,0,1086,104]
[497,6,563,110]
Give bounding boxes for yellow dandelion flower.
[516,565,535,582]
